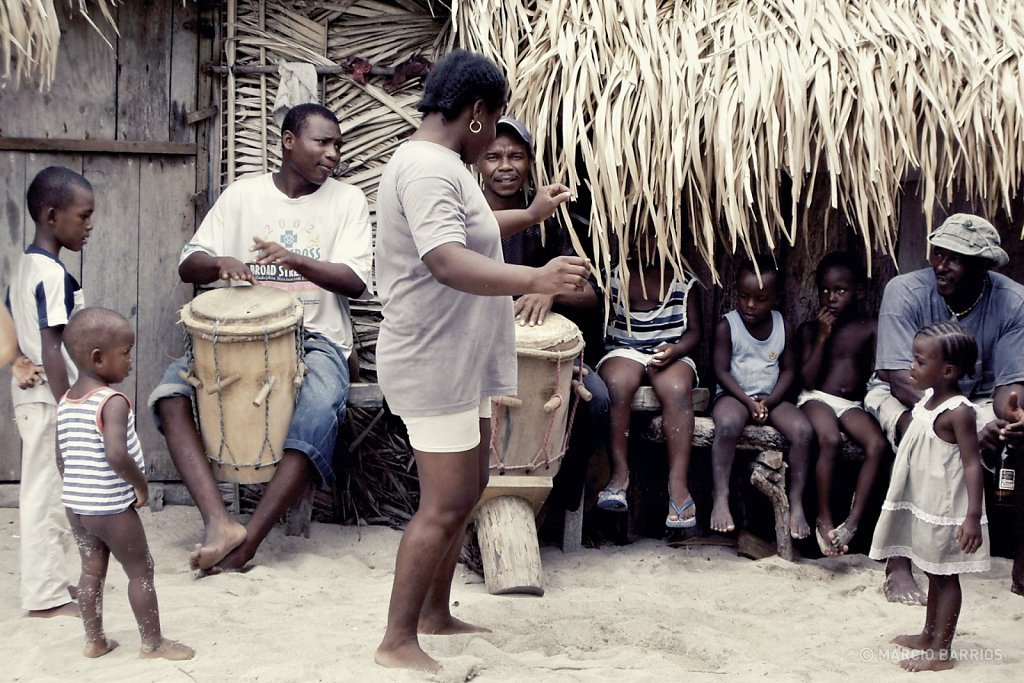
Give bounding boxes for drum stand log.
[474,476,553,596]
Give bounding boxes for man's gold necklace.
[946,283,986,319]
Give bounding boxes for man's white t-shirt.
[181,173,373,357]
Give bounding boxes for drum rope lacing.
[489,345,584,474]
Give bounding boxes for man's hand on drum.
[250,236,296,269]
[215,256,256,283]
[526,182,572,224]
[515,293,555,326]
[531,255,591,297]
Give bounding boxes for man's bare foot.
[900,651,954,672]
[374,641,440,672]
[188,520,247,571]
[710,497,735,533]
[83,638,119,658]
[890,633,931,650]
[790,503,811,539]
[883,565,926,606]
[140,638,195,661]
[28,601,80,618]
[418,614,491,635]
[1012,581,1024,597]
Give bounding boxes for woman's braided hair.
[418,49,508,120]
[916,321,978,379]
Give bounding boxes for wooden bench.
[635,387,864,560]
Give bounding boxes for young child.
[596,237,701,529]
[869,322,989,672]
[58,307,194,660]
[796,252,887,556]
[6,166,94,618]
[710,255,813,539]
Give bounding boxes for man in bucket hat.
[865,213,1024,603]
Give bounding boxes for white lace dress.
[869,390,991,575]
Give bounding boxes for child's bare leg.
[599,358,646,489]
[802,401,843,554]
[83,508,194,661]
[419,420,490,636]
[892,572,938,650]
[68,513,118,658]
[768,402,814,539]
[710,397,747,533]
[650,363,695,524]
[158,396,246,570]
[899,573,959,672]
[837,408,887,543]
[376,445,485,672]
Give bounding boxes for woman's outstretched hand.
[532,256,591,296]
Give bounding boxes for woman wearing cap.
[865,212,1024,604]
[373,49,590,671]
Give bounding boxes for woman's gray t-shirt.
[375,140,516,417]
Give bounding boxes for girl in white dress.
[869,321,989,672]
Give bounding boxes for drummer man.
[477,116,610,535]
[149,103,372,573]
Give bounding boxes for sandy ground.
[0,505,1020,682]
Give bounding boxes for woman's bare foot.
[28,601,80,618]
[140,638,195,661]
[900,651,954,672]
[374,641,440,672]
[83,638,119,658]
[710,497,735,533]
[418,614,491,635]
[890,633,931,650]
[189,520,247,571]
[789,502,811,539]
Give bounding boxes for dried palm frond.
[450,0,1024,292]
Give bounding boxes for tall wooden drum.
[475,312,585,595]
[180,286,304,484]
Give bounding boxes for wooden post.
[749,450,794,561]
[474,495,545,596]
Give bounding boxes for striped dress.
[58,387,145,515]
[604,265,696,352]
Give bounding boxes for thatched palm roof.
[452,0,1024,280]
[1,1,117,89]
[8,1,1024,283]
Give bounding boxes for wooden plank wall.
[0,0,202,482]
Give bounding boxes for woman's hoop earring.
[469,119,483,134]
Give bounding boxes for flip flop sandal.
[597,483,628,511]
[666,497,697,529]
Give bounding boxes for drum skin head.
[513,312,582,351]
[181,286,303,340]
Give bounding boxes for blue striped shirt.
[605,266,696,353]
[58,388,145,515]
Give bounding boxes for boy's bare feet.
[374,641,440,672]
[189,520,246,570]
[140,638,195,661]
[890,633,931,650]
[789,503,811,539]
[899,651,954,672]
[815,519,841,557]
[710,497,735,533]
[83,638,119,658]
[28,601,80,618]
[418,614,490,635]
[883,561,926,605]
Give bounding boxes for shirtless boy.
[797,252,887,556]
